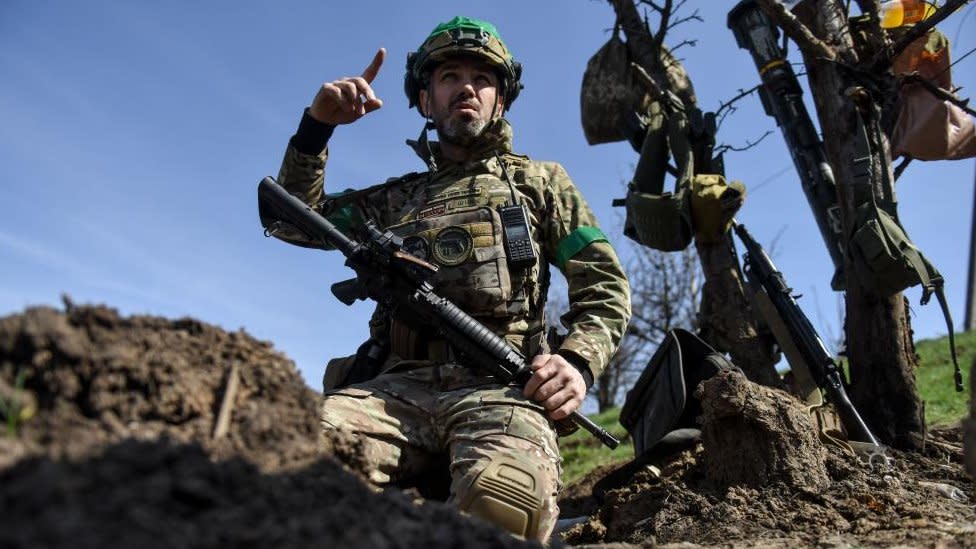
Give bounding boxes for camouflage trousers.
[320,363,563,541]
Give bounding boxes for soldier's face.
[420,57,504,146]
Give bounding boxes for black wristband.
[557,349,595,389]
[290,108,336,155]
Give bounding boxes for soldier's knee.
[457,456,546,540]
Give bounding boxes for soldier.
[275,16,631,541]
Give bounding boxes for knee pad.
[458,457,545,539]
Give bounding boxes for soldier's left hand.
[523,354,587,421]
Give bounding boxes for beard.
[436,115,488,147]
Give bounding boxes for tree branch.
[715,84,762,129]
[652,0,672,59]
[756,0,838,61]
[893,156,912,180]
[667,8,703,32]
[669,38,698,53]
[715,130,774,156]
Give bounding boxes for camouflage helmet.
[404,16,523,113]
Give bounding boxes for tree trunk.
[791,0,922,446]
[696,237,782,387]
[610,0,782,387]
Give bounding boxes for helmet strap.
[417,113,438,173]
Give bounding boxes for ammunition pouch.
[619,329,736,457]
[623,187,694,252]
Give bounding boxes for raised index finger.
[362,48,386,84]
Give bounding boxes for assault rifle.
[728,0,847,290]
[257,176,620,449]
[732,221,881,449]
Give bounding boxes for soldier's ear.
[419,89,430,118]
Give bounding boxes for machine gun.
[728,0,847,290]
[732,220,882,449]
[257,176,620,449]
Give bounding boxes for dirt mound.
[0,439,536,549]
[0,302,538,548]
[561,371,975,549]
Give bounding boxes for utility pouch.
[848,201,963,391]
[849,201,934,297]
[322,337,389,391]
[623,188,694,251]
[690,174,746,244]
[619,329,736,457]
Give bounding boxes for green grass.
[0,368,30,437]
[915,330,974,427]
[560,332,973,485]
[558,406,631,484]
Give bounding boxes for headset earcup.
[404,51,419,108]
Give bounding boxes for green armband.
[324,191,359,237]
[555,226,609,270]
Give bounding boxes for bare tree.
[626,242,701,346]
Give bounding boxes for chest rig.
[384,154,549,362]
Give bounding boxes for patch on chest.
[417,203,448,220]
[401,235,430,261]
[432,226,474,266]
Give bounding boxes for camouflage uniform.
[277,115,631,540]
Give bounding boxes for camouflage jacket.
[276,116,631,382]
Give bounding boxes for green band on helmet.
[555,227,609,270]
[424,16,504,47]
[405,15,522,112]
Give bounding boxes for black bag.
[619,329,736,457]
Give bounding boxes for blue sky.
[2,1,974,389]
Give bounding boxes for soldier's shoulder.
[506,154,566,181]
[380,170,424,187]
[365,171,424,197]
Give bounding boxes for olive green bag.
[848,199,961,392]
[623,187,694,251]
[622,97,695,251]
[849,201,939,297]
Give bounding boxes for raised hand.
[309,48,386,125]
